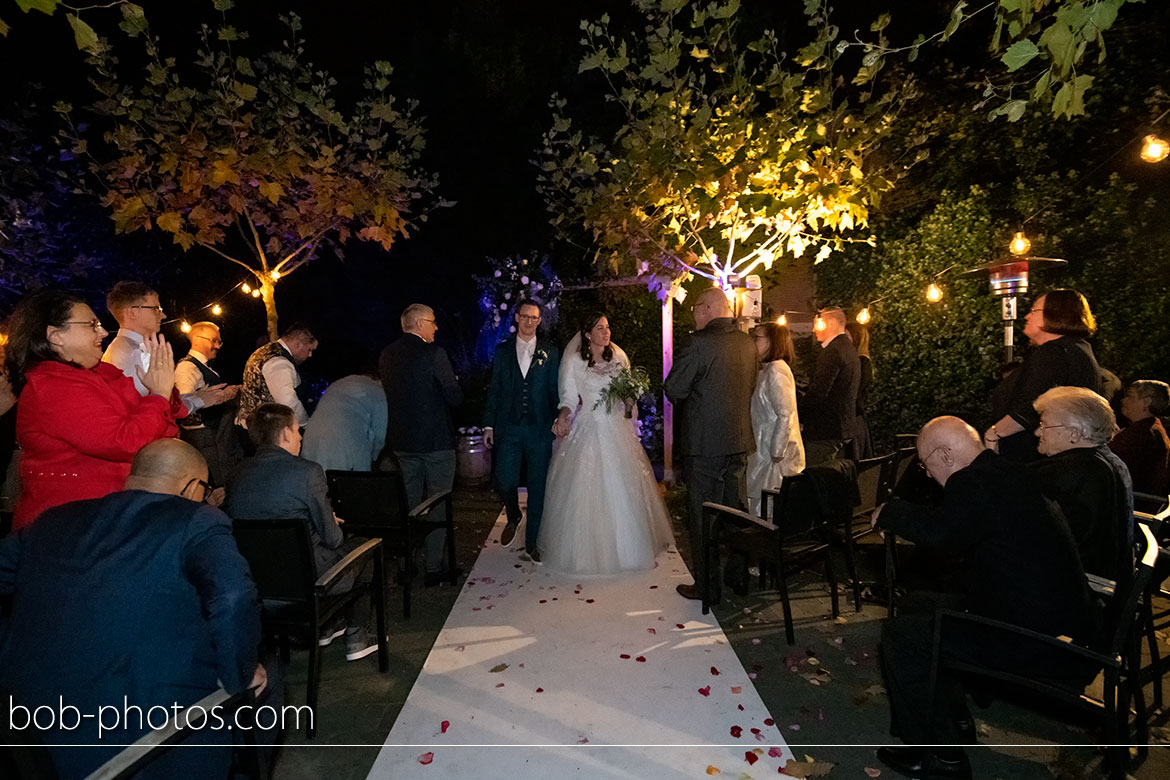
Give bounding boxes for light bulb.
[776,314,787,326]
[926,283,943,302]
[270,270,282,281]
[251,289,261,298]
[180,321,192,333]
[1009,231,1031,256]
[856,307,871,325]
[211,304,222,316]
[814,316,826,332]
[241,283,251,294]
[1141,134,1169,163]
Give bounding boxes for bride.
[537,312,675,575]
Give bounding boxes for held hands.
[194,383,239,407]
[139,334,176,398]
[551,408,572,438]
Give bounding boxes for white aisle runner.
[366,510,794,779]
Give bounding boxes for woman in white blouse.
[746,322,805,516]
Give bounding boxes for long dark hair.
[578,311,613,367]
[753,322,795,365]
[5,290,85,394]
[1040,288,1096,338]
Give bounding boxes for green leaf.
[1038,20,1076,74]
[870,13,891,32]
[212,0,234,11]
[15,0,59,14]
[236,56,254,77]
[1001,39,1040,71]
[943,1,967,41]
[66,13,98,52]
[1002,99,1028,122]
[1051,81,1072,117]
[0,17,8,36]
[233,81,257,101]
[118,3,147,38]
[997,0,1019,12]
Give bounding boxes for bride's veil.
[559,331,630,413]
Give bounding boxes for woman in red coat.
[5,290,183,530]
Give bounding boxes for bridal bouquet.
[594,365,651,418]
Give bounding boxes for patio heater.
[955,233,1066,362]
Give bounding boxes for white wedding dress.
[537,339,675,575]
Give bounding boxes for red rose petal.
[745,751,759,765]
[650,585,658,589]
[536,687,544,693]
[418,752,434,765]
[495,683,504,688]
[586,599,595,603]
[737,704,744,711]
[620,654,631,659]
[751,728,761,735]
[865,768,881,778]
[698,686,711,696]
[635,656,646,663]
[647,628,656,634]
[730,725,743,738]
[764,718,774,726]
[539,600,547,604]
[440,720,450,733]
[710,666,721,676]
[768,747,782,758]
[676,623,686,629]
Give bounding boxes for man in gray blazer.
[665,287,758,600]
[224,403,378,661]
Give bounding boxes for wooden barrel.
[456,433,491,486]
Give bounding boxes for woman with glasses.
[745,322,805,516]
[4,290,183,529]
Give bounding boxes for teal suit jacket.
[483,336,561,431]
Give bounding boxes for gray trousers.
[394,449,456,572]
[683,453,748,597]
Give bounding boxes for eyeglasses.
[63,319,104,332]
[130,305,165,314]
[419,318,436,324]
[1036,423,1070,433]
[516,314,541,322]
[196,336,224,345]
[182,478,213,503]
[918,445,949,468]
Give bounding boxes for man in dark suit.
[379,303,464,585]
[483,300,561,558]
[664,286,758,601]
[800,307,861,464]
[872,416,1096,779]
[0,439,265,779]
[224,403,378,661]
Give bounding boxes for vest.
[236,341,295,426]
[178,355,225,430]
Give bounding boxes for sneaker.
[344,628,380,661]
[500,522,519,548]
[521,547,542,564]
[318,626,346,647]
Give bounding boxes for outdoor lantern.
[1141,134,1169,163]
[925,283,943,303]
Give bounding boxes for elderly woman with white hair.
[1028,386,1133,581]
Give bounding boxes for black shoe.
[424,567,463,587]
[676,583,702,600]
[500,522,519,548]
[876,747,971,780]
[521,547,542,564]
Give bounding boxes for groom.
[483,300,562,560]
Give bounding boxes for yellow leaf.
[211,159,240,186]
[690,46,710,60]
[258,180,284,204]
[157,211,183,233]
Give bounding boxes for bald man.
[871,417,1096,778]
[799,307,861,464]
[665,286,758,601]
[0,440,264,779]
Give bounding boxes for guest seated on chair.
[872,416,1097,780]
[1030,386,1134,581]
[0,439,269,780]
[224,403,378,661]
[1109,379,1170,497]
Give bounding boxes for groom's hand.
[484,429,494,448]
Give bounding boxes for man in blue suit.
[0,439,265,779]
[483,300,562,560]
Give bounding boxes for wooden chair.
[702,473,840,644]
[325,470,456,618]
[231,518,388,738]
[927,522,1161,780]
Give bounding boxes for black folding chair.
[326,470,456,618]
[231,518,387,738]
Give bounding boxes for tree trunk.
[261,279,278,341]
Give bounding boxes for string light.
[241,283,251,294]
[776,314,787,326]
[856,307,871,325]
[180,321,192,333]
[814,315,826,332]
[270,270,282,281]
[211,304,222,315]
[1009,231,1031,256]
[926,283,943,302]
[1141,134,1169,163]
[251,289,261,298]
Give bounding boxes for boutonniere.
[533,348,548,367]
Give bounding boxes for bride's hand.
[552,408,572,437]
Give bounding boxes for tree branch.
[198,241,259,276]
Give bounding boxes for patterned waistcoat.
[236,341,294,426]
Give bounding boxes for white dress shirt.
[261,339,309,426]
[516,335,536,378]
[174,349,213,395]
[103,329,204,411]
